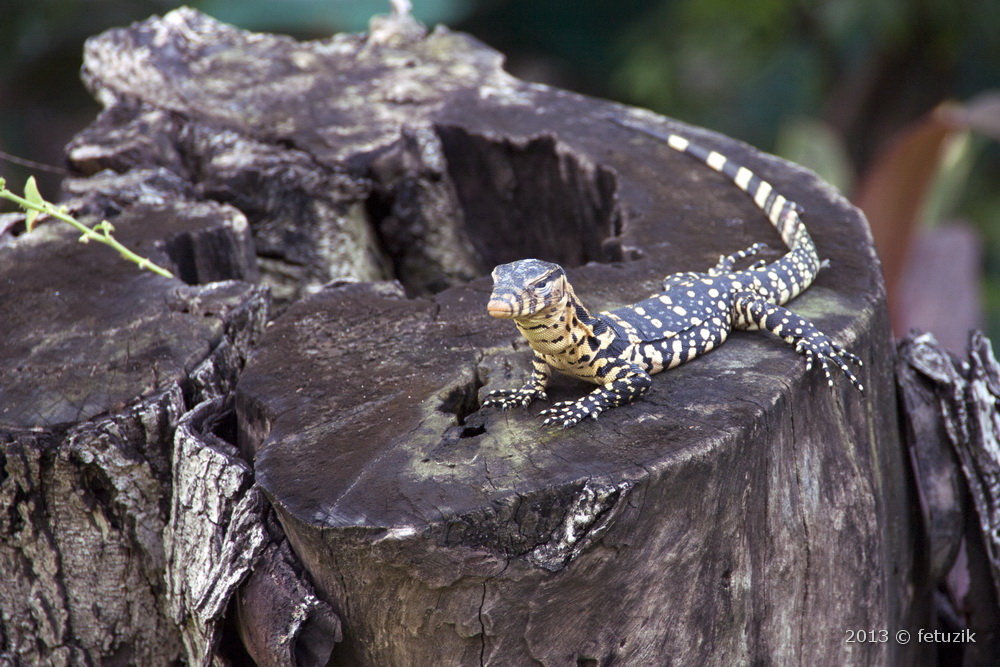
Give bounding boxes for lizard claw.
[482,388,547,411]
[539,400,601,429]
[795,338,864,392]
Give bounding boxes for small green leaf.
[24,176,44,232]
[24,176,43,207]
[0,176,6,190]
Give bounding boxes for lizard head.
[487,259,569,320]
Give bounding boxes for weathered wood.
[167,396,270,665]
[63,8,919,665]
[168,397,339,666]
[235,531,342,666]
[897,331,1000,661]
[896,336,965,583]
[2,7,928,664]
[0,183,267,664]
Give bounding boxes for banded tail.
[609,117,813,254]
[610,116,821,302]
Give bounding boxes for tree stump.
[0,179,268,664]
[2,8,923,665]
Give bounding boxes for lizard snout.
[487,297,515,318]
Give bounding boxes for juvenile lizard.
[483,119,863,428]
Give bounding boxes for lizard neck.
[514,289,596,357]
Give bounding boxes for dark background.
[2,0,998,340]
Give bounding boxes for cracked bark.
[897,332,1000,662]
[2,7,922,665]
[0,186,268,663]
[169,397,339,666]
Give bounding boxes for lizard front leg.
[732,290,864,390]
[539,362,652,428]
[482,352,551,410]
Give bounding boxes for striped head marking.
[487,259,568,320]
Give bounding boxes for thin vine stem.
[0,176,175,279]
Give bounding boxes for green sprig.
[0,176,174,279]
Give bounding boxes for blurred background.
[1,0,998,349]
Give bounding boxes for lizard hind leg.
[709,242,770,276]
[662,271,704,291]
[732,290,864,391]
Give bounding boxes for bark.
[897,332,1000,662]
[167,397,338,666]
[0,186,268,664]
[235,536,342,667]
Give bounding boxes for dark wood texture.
[897,332,1000,662]
[1,7,925,665]
[0,183,268,663]
[169,397,339,667]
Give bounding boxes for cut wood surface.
[1,8,925,665]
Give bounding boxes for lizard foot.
[539,400,602,428]
[709,242,771,275]
[482,387,547,411]
[795,338,864,392]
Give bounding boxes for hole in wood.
[368,125,628,297]
[164,232,199,284]
[458,423,486,438]
[437,125,624,270]
[437,373,484,426]
[211,407,239,448]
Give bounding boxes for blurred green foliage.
[198,0,474,33]
[4,0,997,175]
[2,0,999,335]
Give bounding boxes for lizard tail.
[609,118,813,255]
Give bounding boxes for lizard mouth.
[487,298,515,318]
